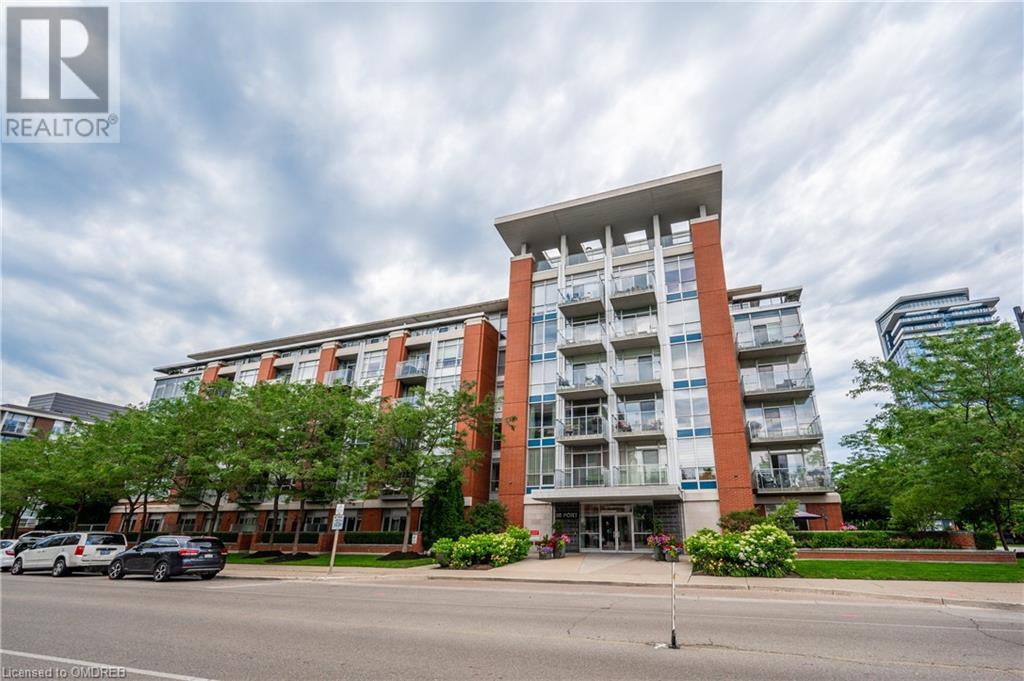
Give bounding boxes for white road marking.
[0,649,218,681]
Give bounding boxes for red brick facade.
[459,318,501,505]
[380,331,409,399]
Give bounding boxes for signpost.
[669,559,679,649]
[328,503,345,575]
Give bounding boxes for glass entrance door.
[599,513,633,551]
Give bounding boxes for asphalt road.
[1,572,1022,680]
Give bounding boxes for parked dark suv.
[107,536,226,582]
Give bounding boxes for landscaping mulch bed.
[379,551,426,561]
[245,550,284,559]
[266,552,315,563]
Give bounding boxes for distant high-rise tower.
[875,289,1000,366]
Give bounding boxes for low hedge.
[790,531,959,550]
[343,531,405,545]
[974,533,997,550]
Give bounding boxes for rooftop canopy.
[494,165,723,258]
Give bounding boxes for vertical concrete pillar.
[691,217,755,514]
[256,352,279,383]
[499,255,535,525]
[459,317,501,505]
[381,330,409,399]
[315,342,340,383]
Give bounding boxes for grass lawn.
[794,558,1024,583]
[226,553,435,569]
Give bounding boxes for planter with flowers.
[546,532,571,558]
[662,542,682,562]
[645,533,673,560]
[538,544,554,560]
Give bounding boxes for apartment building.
[875,288,1000,366]
[127,165,842,547]
[1,392,126,441]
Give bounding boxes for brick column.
[459,317,500,506]
[361,508,383,531]
[315,342,340,383]
[381,330,409,399]
[200,362,224,385]
[499,255,534,525]
[691,217,754,514]
[256,352,279,382]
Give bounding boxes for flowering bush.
[546,533,571,550]
[840,523,858,531]
[662,542,682,560]
[645,533,672,549]
[429,537,455,566]
[685,525,796,578]
[445,526,532,569]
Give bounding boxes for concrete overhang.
[531,485,682,503]
[494,165,723,256]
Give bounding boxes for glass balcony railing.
[741,368,813,394]
[661,231,691,247]
[396,359,429,380]
[753,466,833,491]
[565,250,606,267]
[611,316,659,338]
[555,467,610,488]
[746,416,822,441]
[560,280,604,306]
[611,271,656,297]
[611,238,655,257]
[557,366,607,391]
[557,415,607,439]
[559,323,605,346]
[735,325,804,351]
[613,412,664,435]
[394,395,423,406]
[613,363,661,385]
[614,464,669,486]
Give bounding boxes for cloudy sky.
[2,2,1022,460]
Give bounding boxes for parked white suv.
[10,532,127,577]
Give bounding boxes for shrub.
[718,509,763,533]
[429,537,455,566]
[465,501,509,534]
[789,531,959,550]
[974,533,997,550]
[446,526,531,569]
[420,469,466,549]
[685,526,796,578]
[343,531,405,545]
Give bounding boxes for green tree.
[843,323,1024,548]
[419,468,466,547]
[360,384,498,552]
[0,436,47,537]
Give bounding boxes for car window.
[154,537,180,547]
[0,540,12,548]
[33,536,60,549]
[135,539,158,550]
[86,534,126,546]
[62,534,82,546]
[187,538,225,551]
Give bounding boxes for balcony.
[735,325,805,358]
[611,238,655,258]
[556,367,607,399]
[323,369,355,386]
[661,231,691,248]
[612,364,662,395]
[1,420,30,436]
[610,316,660,350]
[556,415,608,445]
[613,412,666,442]
[741,368,814,400]
[747,417,823,445]
[609,271,656,309]
[753,466,833,493]
[394,395,423,407]
[565,250,606,267]
[554,467,610,488]
[559,280,605,316]
[613,464,669,486]
[395,358,429,384]
[558,323,606,356]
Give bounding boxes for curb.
[424,574,1024,612]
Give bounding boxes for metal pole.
[327,529,340,575]
[670,558,679,649]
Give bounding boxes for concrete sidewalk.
[221,562,437,581]
[426,553,1024,611]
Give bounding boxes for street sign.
[331,504,346,531]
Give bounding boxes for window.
[178,513,197,533]
[1,413,31,435]
[293,360,318,383]
[303,511,329,532]
[531,317,558,355]
[675,388,710,431]
[85,534,126,546]
[528,402,555,439]
[48,420,73,438]
[666,299,701,336]
[236,369,258,386]
[529,359,556,395]
[532,281,559,313]
[382,509,407,533]
[236,512,258,532]
[671,340,705,383]
[144,514,164,533]
[490,460,500,494]
[61,534,82,546]
[361,350,386,382]
[341,510,361,532]
[435,339,463,372]
[495,350,506,378]
[273,368,292,384]
[264,511,287,532]
[150,373,200,402]
[664,255,697,296]
[526,447,555,488]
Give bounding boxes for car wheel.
[107,560,125,580]
[199,573,216,580]
[10,558,23,575]
[152,561,170,582]
[52,558,68,577]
